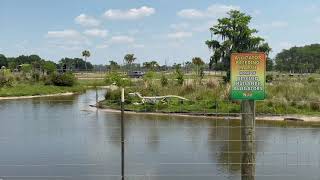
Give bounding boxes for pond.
[0,90,319,180]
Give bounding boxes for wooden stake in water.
[241,100,256,180]
[121,88,125,180]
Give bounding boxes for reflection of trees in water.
[103,113,121,147]
[33,95,78,107]
[207,120,243,174]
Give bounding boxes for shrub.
[206,78,219,89]
[105,72,130,87]
[105,89,121,101]
[0,69,14,87]
[160,73,168,87]
[175,69,184,85]
[32,72,40,82]
[50,72,76,86]
[266,74,273,83]
[310,102,320,111]
[307,77,316,83]
[223,71,230,83]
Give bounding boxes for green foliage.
[43,61,57,74]
[205,10,271,81]
[0,54,8,67]
[50,72,76,86]
[32,72,40,82]
[0,83,86,97]
[199,67,205,80]
[0,69,14,87]
[82,50,91,58]
[59,57,93,71]
[21,64,32,74]
[124,54,136,64]
[275,44,320,73]
[108,61,120,71]
[105,89,121,102]
[160,73,168,87]
[266,58,274,71]
[175,69,184,85]
[143,61,159,71]
[192,57,205,77]
[105,72,130,87]
[266,74,273,83]
[307,76,316,83]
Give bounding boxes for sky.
[0,0,320,65]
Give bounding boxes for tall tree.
[205,10,271,80]
[124,54,136,72]
[192,57,205,76]
[0,54,7,68]
[143,61,159,71]
[108,60,120,71]
[82,50,91,72]
[275,44,320,73]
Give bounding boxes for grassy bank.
[99,74,320,116]
[0,83,87,97]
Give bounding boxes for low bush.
[0,69,14,87]
[50,72,76,86]
[160,73,168,87]
[105,72,130,87]
[307,77,316,83]
[310,102,320,111]
[266,74,273,83]
[206,78,219,89]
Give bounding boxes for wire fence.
[0,92,320,180]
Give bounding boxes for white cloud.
[46,29,82,39]
[178,9,205,19]
[170,22,190,30]
[96,44,109,49]
[103,6,155,20]
[46,29,90,50]
[177,4,240,19]
[84,29,108,38]
[110,35,135,44]
[168,31,193,39]
[75,14,100,27]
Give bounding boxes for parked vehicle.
[128,71,145,78]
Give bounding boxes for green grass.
[78,79,108,86]
[99,74,320,116]
[0,83,87,97]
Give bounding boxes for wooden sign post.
[230,53,266,180]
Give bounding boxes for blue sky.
[1,0,320,65]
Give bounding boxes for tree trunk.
[84,57,87,72]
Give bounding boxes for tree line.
[274,44,320,73]
[0,54,94,72]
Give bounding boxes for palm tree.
[124,54,136,72]
[143,61,159,71]
[192,57,204,76]
[82,50,91,72]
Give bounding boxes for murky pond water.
[0,90,319,180]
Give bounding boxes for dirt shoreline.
[98,108,320,122]
[0,92,75,100]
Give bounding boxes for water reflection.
[0,90,319,180]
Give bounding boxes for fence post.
[241,99,256,180]
[121,88,125,180]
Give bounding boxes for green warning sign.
[230,53,266,100]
